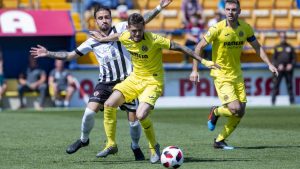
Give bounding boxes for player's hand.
[189,71,199,85]
[89,31,106,41]
[269,64,278,77]
[201,59,221,69]
[160,0,172,8]
[30,45,48,58]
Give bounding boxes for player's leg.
[211,78,246,149]
[136,103,160,163]
[66,83,111,154]
[120,99,145,161]
[137,84,162,163]
[128,111,145,160]
[208,80,236,131]
[66,102,101,154]
[96,90,125,158]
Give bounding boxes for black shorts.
[88,82,138,112]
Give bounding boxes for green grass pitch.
[0,106,300,169]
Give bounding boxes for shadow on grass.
[184,157,253,163]
[235,145,300,149]
[73,159,150,165]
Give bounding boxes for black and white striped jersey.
[75,22,132,83]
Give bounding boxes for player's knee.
[228,104,242,116]
[104,101,114,107]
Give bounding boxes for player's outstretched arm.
[249,39,279,76]
[143,0,173,24]
[90,31,121,42]
[170,41,221,69]
[30,45,79,61]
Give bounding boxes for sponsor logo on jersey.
[129,51,148,59]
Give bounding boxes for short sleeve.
[152,33,171,49]
[75,38,94,56]
[246,24,256,42]
[203,25,219,43]
[119,31,131,43]
[114,21,128,33]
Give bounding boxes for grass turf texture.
[0,106,300,169]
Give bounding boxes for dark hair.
[128,13,145,26]
[93,5,111,19]
[225,0,240,8]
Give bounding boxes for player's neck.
[226,20,239,29]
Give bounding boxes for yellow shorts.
[114,74,163,106]
[214,77,247,105]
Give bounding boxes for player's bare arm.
[249,39,279,76]
[170,41,220,70]
[143,0,173,24]
[90,32,121,42]
[189,39,209,83]
[30,45,79,61]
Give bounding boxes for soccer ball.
[160,146,184,168]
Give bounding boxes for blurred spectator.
[116,0,133,9]
[297,0,300,9]
[207,11,223,28]
[181,0,203,28]
[218,0,226,18]
[18,56,47,110]
[271,32,296,105]
[183,14,205,64]
[116,3,129,22]
[0,48,7,111]
[48,60,75,107]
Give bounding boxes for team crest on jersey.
[93,91,99,96]
[239,31,244,37]
[141,45,148,52]
[224,95,229,101]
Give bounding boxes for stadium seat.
[143,10,163,30]
[239,9,254,26]
[164,0,182,9]
[285,31,298,48]
[256,0,274,9]
[133,0,148,9]
[2,0,18,8]
[72,12,82,31]
[290,10,300,30]
[169,34,187,46]
[274,0,294,9]
[203,9,215,28]
[240,0,257,9]
[77,52,99,65]
[261,32,280,49]
[5,79,38,97]
[161,10,184,30]
[75,32,88,46]
[253,9,273,30]
[202,0,218,10]
[272,10,291,30]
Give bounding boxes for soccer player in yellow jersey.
[190,0,278,149]
[90,13,220,163]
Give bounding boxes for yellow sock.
[216,116,241,142]
[103,106,117,148]
[215,106,233,117]
[140,117,157,153]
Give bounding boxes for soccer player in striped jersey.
[90,13,219,163]
[30,0,173,160]
[189,0,278,149]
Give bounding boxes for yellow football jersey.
[119,31,171,81]
[204,19,256,80]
